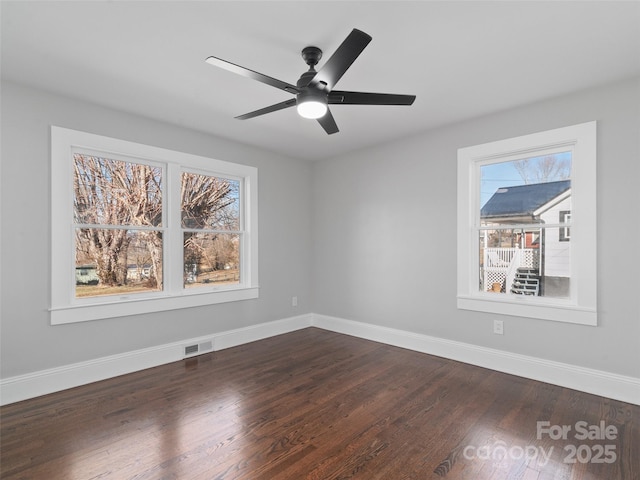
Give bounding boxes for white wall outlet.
[493,319,504,335]
[292,296,298,307]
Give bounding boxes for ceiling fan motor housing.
[296,88,328,104]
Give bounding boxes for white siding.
[540,196,571,277]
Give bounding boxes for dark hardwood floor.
[1,328,638,479]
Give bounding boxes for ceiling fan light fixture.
[296,98,328,119]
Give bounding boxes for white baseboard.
[2,312,638,406]
[0,314,313,406]
[311,314,640,406]
[213,314,313,350]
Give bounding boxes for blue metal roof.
[481,180,570,218]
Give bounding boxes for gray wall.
[2,77,639,383]
[0,81,312,378]
[312,77,640,378]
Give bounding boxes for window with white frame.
[51,127,258,325]
[457,122,596,325]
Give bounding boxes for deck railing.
[482,248,538,293]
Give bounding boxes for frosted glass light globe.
[297,100,328,119]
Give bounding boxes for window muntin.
[51,127,259,324]
[457,122,596,325]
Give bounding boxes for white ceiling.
[2,1,639,161]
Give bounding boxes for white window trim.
[51,126,259,325]
[457,122,597,325]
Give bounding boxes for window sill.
[50,287,259,325]
[457,294,597,326]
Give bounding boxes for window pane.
[181,172,240,230]
[479,227,570,298]
[480,152,572,224]
[184,232,240,288]
[73,154,163,227]
[75,228,163,297]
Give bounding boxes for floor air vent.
[184,339,214,358]
[184,344,199,356]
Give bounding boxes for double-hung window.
[51,127,258,325]
[457,122,596,325]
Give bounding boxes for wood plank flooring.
[1,328,638,479]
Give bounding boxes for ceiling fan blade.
[317,108,339,135]
[308,29,372,91]
[206,56,299,94]
[235,98,297,120]
[329,91,416,105]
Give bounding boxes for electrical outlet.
[493,320,504,335]
[292,296,298,307]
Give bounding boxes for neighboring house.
[75,265,99,285]
[76,264,154,285]
[126,264,153,282]
[480,180,571,297]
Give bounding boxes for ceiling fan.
[205,28,416,135]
